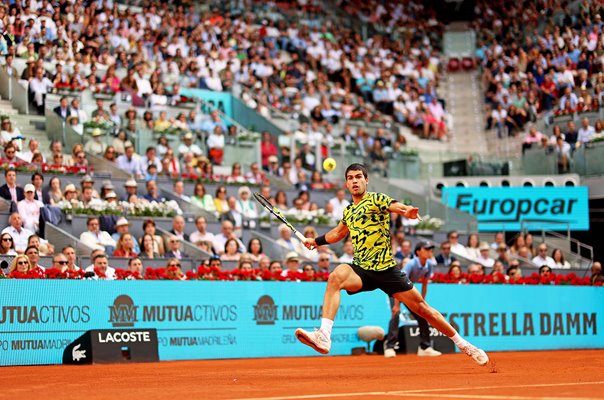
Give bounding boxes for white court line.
[388,393,600,400]
[230,380,604,400]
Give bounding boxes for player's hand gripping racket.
[253,192,306,242]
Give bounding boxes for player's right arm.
[303,222,349,250]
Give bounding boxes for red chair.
[447,58,460,72]
[462,57,475,70]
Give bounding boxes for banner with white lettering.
[442,186,589,231]
[0,281,602,366]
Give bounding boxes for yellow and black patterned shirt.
[341,192,396,271]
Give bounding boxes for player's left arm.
[388,201,422,221]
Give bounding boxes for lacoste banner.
[442,186,589,231]
[1,281,602,366]
[0,280,388,366]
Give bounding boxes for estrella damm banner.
[442,186,589,231]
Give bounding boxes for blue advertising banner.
[0,281,389,366]
[425,285,604,351]
[1,282,602,366]
[441,186,589,231]
[179,88,233,118]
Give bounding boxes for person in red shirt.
[113,233,138,258]
[260,131,278,171]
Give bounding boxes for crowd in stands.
[0,1,599,284]
[475,0,604,144]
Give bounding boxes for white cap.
[24,184,35,192]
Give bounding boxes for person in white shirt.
[207,126,225,165]
[18,139,45,163]
[189,216,216,251]
[177,132,203,157]
[275,223,303,254]
[116,142,143,178]
[17,184,43,233]
[80,217,116,252]
[83,129,107,156]
[475,242,495,268]
[211,220,245,255]
[577,117,595,148]
[85,253,116,280]
[447,230,468,257]
[532,243,556,269]
[236,186,257,220]
[29,67,53,113]
[338,240,354,264]
[2,213,35,253]
[173,180,190,202]
[328,189,350,220]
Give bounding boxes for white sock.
[449,332,469,348]
[320,318,334,338]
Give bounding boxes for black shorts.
[347,263,414,297]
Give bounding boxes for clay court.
[2,349,603,400]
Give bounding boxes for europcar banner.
[0,282,602,366]
[442,186,589,231]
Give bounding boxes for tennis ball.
[323,157,336,172]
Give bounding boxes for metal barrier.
[45,222,96,257]
[11,74,29,114]
[85,151,132,179]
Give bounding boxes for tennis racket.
[253,192,306,242]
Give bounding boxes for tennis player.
[296,163,489,366]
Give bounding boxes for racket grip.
[294,231,306,242]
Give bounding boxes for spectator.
[539,265,553,281]
[83,129,106,156]
[577,117,595,148]
[111,218,140,254]
[8,255,33,277]
[53,96,71,119]
[128,257,144,277]
[507,264,522,283]
[165,259,186,280]
[591,261,602,285]
[19,139,45,163]
[555,136,571,173]
[220,196,244,237]
[79,217,116,253]
[191,183,216,214]
[4,142,19,163]
[113,233,138,258]
[25,245,45,272]
[190,216,216,251]
[467,263,484,276]
[236,186,258,220]
[178,132,203,157]
[31,172,49,204]
[522,126,545,153]
[247,238,266,263]
[564,121,579,149]
[475,242,495,268]
[85,253,116,280]
[214,186,229,215]
[282,251,302,278]
[221,238,241,262]
[164,236,188,260]
[2,212,34,253]
[551,248,571,269]
[532,243,556,269]
[62,245,81,271]
[139,234,160,259]
[328,189,350,220]
[17,184,43,233]
[212,221,245,255]
[465,233,481,260]
[29,67,52,114]
[207,125,225,165]
[49,253,69,273]
[116,142,143,178]
[276,223,303,255]
[447,230,467,257]
[122,179,138,202]
[0,233,17,256]
[435,241,456,267]
[495,243,510,267]
[0,169,24,203]
[169,215,189,242]
[143,180,165,203]
[173,180,190,202]
[27,234,54,257]
[260,132,278,171]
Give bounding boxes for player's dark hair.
[345,163,368,179]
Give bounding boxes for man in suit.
[53,96,71,120]
[169,215,189,242]
[3,54,18,78]
[0,169,24,203]
[164,235,188,260]
[435,240,456,268]
[219,196,243,237]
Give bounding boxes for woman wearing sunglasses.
[0,233,17,256]
[8,255,33,277]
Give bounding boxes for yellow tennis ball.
[323,157,336,172]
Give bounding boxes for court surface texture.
[2,349,603,400]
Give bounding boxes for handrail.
[156,227,213,261]
[196,97,256,138]
[45,222,96,257]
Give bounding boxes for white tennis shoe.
[384,348,397,358]
[417,346,442,356]
[459,343,489,366]
[295,328,331,354]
